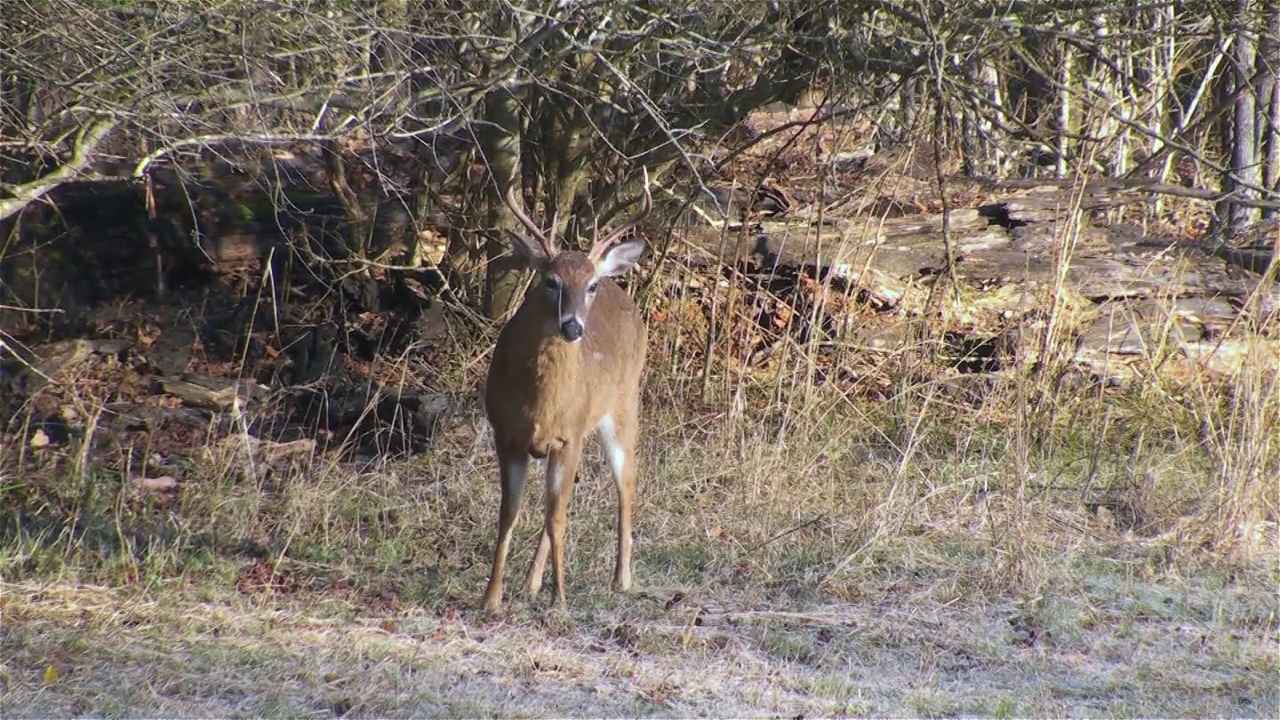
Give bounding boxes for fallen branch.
[0,118,118,222]
[996,177,1280,212]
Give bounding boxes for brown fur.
[480,183,652,612]
[485,276,646,459]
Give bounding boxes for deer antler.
[503,182,556,257]
[594,167,652,252]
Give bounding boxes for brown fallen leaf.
[132,476,182,493]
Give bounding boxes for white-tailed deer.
[480,173,652,612]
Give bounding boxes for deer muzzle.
[560,318,584,342]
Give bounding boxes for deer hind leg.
[598,412,637,593]
[526,455,581,598]
[481,447,528,612]
[542,438,584,608]
[523,499,551,598]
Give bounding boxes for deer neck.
[532,332,583,389]
[508,330,580,441]
[503,300,591,420]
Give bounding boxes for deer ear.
[506,231,550,269]
[595,238,645,277]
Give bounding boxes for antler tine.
[596,167,653,250]
[502,182,555,256]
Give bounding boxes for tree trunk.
[479,85,527,321]
[1261,3,1280,216]
[1056,36,1074,179]
[1222,0,1262,233]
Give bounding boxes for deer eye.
[544,276,561,292]
[587,280,601,294]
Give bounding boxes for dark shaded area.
[977,201,1030,229]
[1,173,457,461]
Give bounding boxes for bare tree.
[1221,0,1263,234]
[1261,2,1280,218]
[3,0,1278,322]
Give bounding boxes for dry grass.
[2,562,1274,718]
[3,341,1278,717]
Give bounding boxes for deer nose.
[560,318,584,342]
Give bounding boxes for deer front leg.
[543,439,583,608]
[524,521,551,598]
[481,450,528,612]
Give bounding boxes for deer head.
[501,171,652,342]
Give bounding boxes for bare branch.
[0,118,118,222]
